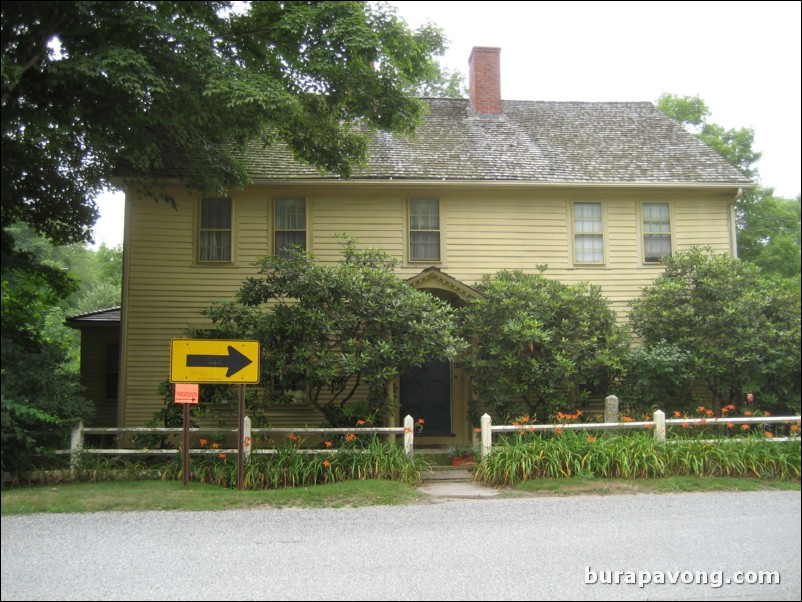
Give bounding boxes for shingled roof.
[241,97,751,187]
[66,306,121,327]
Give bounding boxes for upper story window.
[409,198,441,261]
[642,202,672,263]
[275,198,306,255]
[199,197,232,262]
[573,202,604,264]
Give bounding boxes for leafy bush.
[460,269,629,422]
[628,247,801,414]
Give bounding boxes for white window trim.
[273,197,309,255]
[197,196,235,264]
[639,201,674,265]
[406,197,445,264]
[570,201,606,266]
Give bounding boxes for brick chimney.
[469,46,502,116]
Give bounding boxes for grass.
[509,476,801,497]
[3,474,799,515]
[1,479,425,515]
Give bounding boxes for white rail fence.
[479,409,802,457]
[63,415,417,470]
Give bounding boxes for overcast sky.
[92,0,801,248]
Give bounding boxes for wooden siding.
[78,327,119,427]
[120,184,737,427]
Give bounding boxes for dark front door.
[400,360,452,435]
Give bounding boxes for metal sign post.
[238,385,245,490]
[170,340,260,491]
[174,383,199,486]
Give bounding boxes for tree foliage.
[657,93,800,280]
[459,269,629,421]
[657,93,760,178]
[628,248,801,413]
[201,237,465,426]
[2,0,448,252]
[1,225,122,471]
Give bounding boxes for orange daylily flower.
[673,411,682,417]
[323,460,332,467]
[288,433,298,440]
[474,427,481,433]
[356,419,366,426]
[765,432,775,438]
[416,418,425,425]
[199,439,208,446]
[587,436,596,443]
[555,428,564,435]
[744,411,753,416]
[789,424,799,432]
[697,405,706,412]
[705,409,714,416]
[727,423,735,429]
[345,433,356,442]
[211,442,220,448]
[324,441,333,448]
[621,416,634,422]
[218,453,226,459]
[741,424,750,430]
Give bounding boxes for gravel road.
[2,490,800,600]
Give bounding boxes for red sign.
[175,383,199,404]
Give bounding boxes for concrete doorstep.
[416,467,501,499]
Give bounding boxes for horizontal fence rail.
[62,416,417,470]
[480,411,802,457]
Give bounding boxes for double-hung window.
[642,202,672,263]
[409,198,441,262]
[275,198,306,255]
[573,202,604,264]
[199,197,232,262]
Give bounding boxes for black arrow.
[186,345,253,377]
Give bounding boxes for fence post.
[653,409,666,443]
[604,395,619,438]
[480,413,492,457]
[70,420,84,474]
[244,415,252,460]
[403,414,414,458]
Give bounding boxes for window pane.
[575,234,604,263]
[643,203,671,262]
[574,203,603,262]
[201,197,231,229]
[644,234,671,261]
[199,197,232,261]
[410,199,439,230]
[275,231,306,255]
[409,199,440,261]
[199,231,232,261]
[276,198,306,229]
[410,231,440,261]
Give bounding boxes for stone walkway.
[416,467,501,499]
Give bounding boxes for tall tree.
[657,94,800,279]
[201,237,465,426]
[1,1,448,254]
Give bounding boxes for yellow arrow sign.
[170,339,260,384]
